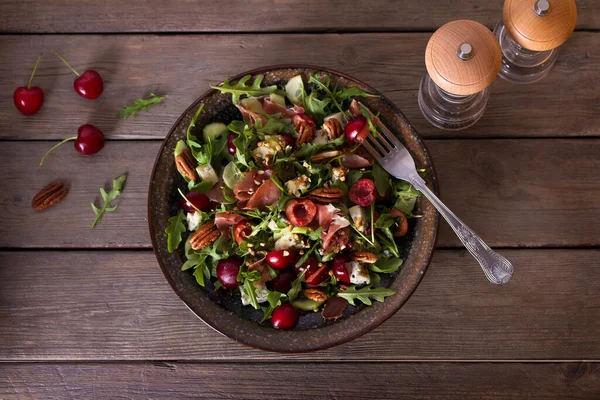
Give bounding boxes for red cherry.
[74,124,105,155]
[349,178,377,207]
[305,262,331,286]
[280,134,295,148]
[38,124,105,167]
[293,255,318,275]
[227,132,237,155]
[285,198,317,227]
[269,268,296,293]
[74,70,104,99]
[216,257,243,289]
[180,191,211,212]
[389,209,409,237]
[271,303,298,329]
[14,54,44,115]
[266,249,296,269]
[345,116,369,143]
[53,51,103,99]
[233,221,255,245]
[332,256,351,284]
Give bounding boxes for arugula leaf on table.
[117,93,163,118]
[337,285,396,306]
[370,257,403,274]
[165,209,186,253]
[91,173,127,228]
[211,74,278,104]
[372,162,391,197]
[260,290,284,323]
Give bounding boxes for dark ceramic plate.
[148,66,439,352]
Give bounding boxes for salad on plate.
[166,72,421,329]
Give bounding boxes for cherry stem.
[52,51,80,77]
[38,136,77,168]
[28,53,43,89]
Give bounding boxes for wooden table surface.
[1,1,599,398]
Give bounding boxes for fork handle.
[409,174,514,285]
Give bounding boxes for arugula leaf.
[295,241,319,268]
[193,265,210,287]
[255,114,294,135]
[242,279,260,310]
[337,285,396,306]
[304,91,331,123]
[392,180,420,214]
[117,93,163,118]
[241,270,262,282]
[346,170,364,187]
[165,209,186,253]
[333,87,378,102]
[359,106,379,137]
[188,180,214,193]
[186,104,204,142]
[308,74,344,115]
[260,290,284,323]
[372,162,391,197]
[211,74,278,104]
[287,269,307,302]
[370,257,403,274]
[91,173,127,228]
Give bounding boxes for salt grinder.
[418,20,502,131]
[494,0,577,83]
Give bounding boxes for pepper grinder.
[418,20,502,131]
[494,0,577,84]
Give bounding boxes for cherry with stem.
[53,51,104,99]
[13,53,45,115]
[39,124,105,167]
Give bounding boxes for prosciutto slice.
[205,177,234,204]
[214,212,245,238]
[262,97,304,118]
[316,204,351,251]
[236,104,267,125]
[233,170,271,201]
[245,179,281,211]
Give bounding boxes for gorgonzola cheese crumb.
[348,261,370,285]
[239,284,269,306]
[332,167,348,182]
[312,129,329,145]
[186,211,201,231]
[285,174,310,197]
[349,205,367,233]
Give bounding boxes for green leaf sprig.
[337,285,396,306]
[211,74,278,104]
[117,93,163,118]
[91,173,127,228]
[165,209,186,253]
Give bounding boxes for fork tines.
[357,101,400,159]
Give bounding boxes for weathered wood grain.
[0,249,598,361]
[1,139,599,249]
[0,0,598,33]
[0,33,597,140]
[0,362,598,399]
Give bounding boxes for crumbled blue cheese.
[312,129,329,145]
[186,211,201,231]
[332,167,348,182]
[274,233,304,250]
[349,205,367,233]
[239,284,269,306]
[285,174,310,197]
[348,261,370,285]
[196,164,218,184]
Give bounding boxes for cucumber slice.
[239,97,264,114]
[174,140,189,156]
[285,75,304,105]
[291,298,324,311]
[202,122,228,144]
[222,161,244,189]
[269,93,286,107]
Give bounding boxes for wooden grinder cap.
[503,0,577,51]
[425,20,502,96]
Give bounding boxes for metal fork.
[359,102,513,285]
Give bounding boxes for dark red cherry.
[74,70,104,99]
[269,268,296,293]
[305,262,331,286]
[280,134,295,148]
[227,132,237,155]
[266,249,296,269]
[233,221,255,246]
[38,123,105,167]
[271,303,298,329]
[180,191,211,212]
[332,256,351,284]
[14,54,44,115]
[345,116,369,143]
[293,255,318,275]
[349,178,376,207]
[216,257,243,289]
[74,124,105,155]
[53,51,103,99]
[285,198,317,227]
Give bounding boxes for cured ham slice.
[316,204,351,251]
[245,179,281,211]
[263,97,304,118]
[236,104,267,125]
[214,212,245,238]
[233,170,271,201]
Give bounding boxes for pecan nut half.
[311,150,341,163]
[295,122,314,147]
[303,288,328,303]
[189,222,220,250]
[350,251,378,264]
[308,187,345,203]
[322,118,343,140]
[175,148,197,181]
[32,181,68,211]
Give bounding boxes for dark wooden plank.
[1,249,598,361]
[1,0,598,32]
[1,139,599,249]
[1,362,598,399]
[0,33,597,140]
